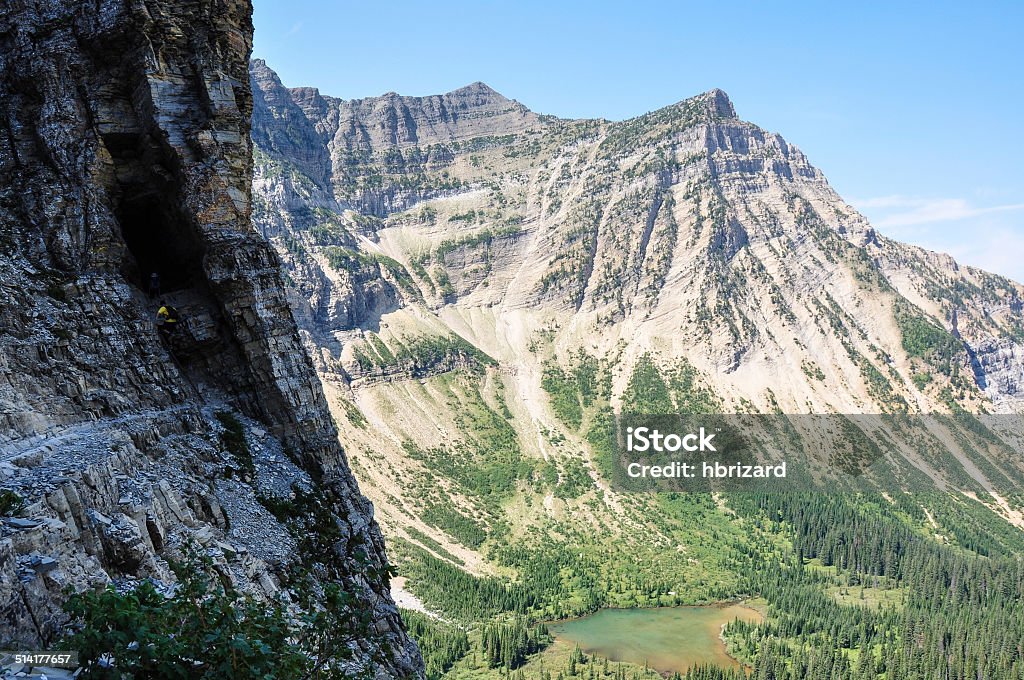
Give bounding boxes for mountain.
[0,4,419,676]
[250,60,1024,677]
[249,59,1023,415]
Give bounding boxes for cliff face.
[0,2,420,676]
[251,59,546,218]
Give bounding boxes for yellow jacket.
[157,306,179,323]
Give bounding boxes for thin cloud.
[944,226,1024,285]
[284,21,303,37]
[852,195,1024,282]
[853,195,1024,228]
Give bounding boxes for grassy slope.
[329,333,1024,680]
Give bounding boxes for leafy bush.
[64,547,371,679]
[255,483,343,560]
[0,489,24,517]
[215,411,254,479]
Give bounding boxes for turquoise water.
[548,605,762,675]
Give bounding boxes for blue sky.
[253,1,1024,282]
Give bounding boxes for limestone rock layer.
[0,2,420,676]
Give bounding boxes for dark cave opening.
[116,189,205,294]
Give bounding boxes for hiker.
[148,272,161,298]
[156,300,180,337]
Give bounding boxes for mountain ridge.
[248,56,1024,559]
[249,59,1023,418]
[252,57,744,126]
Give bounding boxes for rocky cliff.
[0,2,420,676]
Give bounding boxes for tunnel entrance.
[116,188,205,294]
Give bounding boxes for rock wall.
[0,1,420,676]
[251,58,546,217]
[972,338,1024,409]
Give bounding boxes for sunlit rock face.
[250,61,1024,416]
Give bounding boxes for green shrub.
[402,550,534,622]
[540,351,607,430]
[256,483,343,560]
[0,490,24,517]
[63,546,371,679]
[322,248,416,294]
[622,353,672,413]
[215,411,254,479]
[554,458,591,500]
[912,372,933,389]
[394,333,496,371]
[338,397,368,429]
[434,227,523,260]
[894,302,963,376]
[541,362,582,428]
[421,503,487,548]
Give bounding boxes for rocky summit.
[0,2,419,677]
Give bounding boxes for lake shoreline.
[545,602,764,676]
[542,599,764,627]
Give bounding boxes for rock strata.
[0,1,420,676]
[249,63,1024,416]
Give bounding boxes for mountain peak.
[249,58,277,82]
[250,68,543,151]
[697,88,737,119]
[445,81,511,103]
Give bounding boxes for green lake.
[548,605,763,675]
